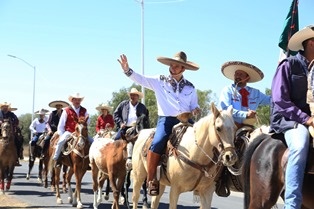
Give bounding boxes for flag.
[278,0,299,57]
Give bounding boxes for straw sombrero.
[96,103,113,112]
[35,108,49,115]
[157,51,199,71]
[221,61,264,83]
[288,25,314,51]
[127,88,143,99]
[49,100,70,108]
[68,93,84,102]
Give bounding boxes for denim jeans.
[150,116,180,154]
[283,124,310,209]
[30,133,43,146]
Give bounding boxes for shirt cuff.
[124,68,133,76]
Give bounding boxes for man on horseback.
[118,51,201,196]
[52,93,90,167]
[0,102,21,166]
[40,100,69,160]
[113,88,149,140]
[96,103,114,133]
[270,25,314,209]
[218,61,270,128]
[29,108,49,161]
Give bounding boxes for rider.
[52,93,90,167]
[0,102,21,166]
[40,100,69,159]
[218,61,270,129]
[270,25,314,209]
[113,88,149,140]
[117,51,201,196]
[29,108,49,161]
[96,103,115,133]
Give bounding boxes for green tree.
[256,88,271,126]
[88,114,98,137]
[18,113,32,145]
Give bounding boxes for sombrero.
[68,93,84,102]
[96,103,113,112]
[0,102,11,108]
[221,61,264,83]
[157,51,199,71]
[35,108,49,115]
[9,107,17,111]
[288,25,314,51]
[49,100,70,108]
[127,88,143,99]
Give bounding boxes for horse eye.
[216,127,221,132]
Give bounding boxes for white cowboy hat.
[127,88,143,99]
[221,61,264,83]
[157,51,199,71]
[68,93,84,102]
[35,108,49,115]
[288,25,314,51]
[0,102,11,108]
[96,103,113,112]
[49,100,70,108]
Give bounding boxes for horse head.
[1,119,13,139]
[74,116,89,149]
[210,103,238,167]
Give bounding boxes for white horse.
[131,103,238,209]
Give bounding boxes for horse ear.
[227,105,233,116]
[210,102,220,119]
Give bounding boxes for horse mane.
[193,115,212,142]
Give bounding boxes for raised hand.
[117,54,130,72]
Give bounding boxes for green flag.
[278,0,299,56]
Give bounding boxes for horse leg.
[199,186,215,209]
[5,164,15,191]
[38,159,43,184]
[42,159,48,188]
[132,163,148,209]
[91,161,100,209]
[150,184,165,209]
[26,156,34,180]
[54,166,63,204]
[104,179,110,201]
[123,170,131,207]
[62,165,68,193]
[50,168,56,192]
[0,169,4,195]
[66,167,74,204]
[141,180,149,209]
[73,168,86,209]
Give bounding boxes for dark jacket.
[48,110,63,132]
[113,100,149,129]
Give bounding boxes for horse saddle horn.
[176,112,192,123]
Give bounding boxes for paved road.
[1,160,284,209]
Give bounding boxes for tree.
[256,88,271,126]
[18,113,32,145]
[88,114,98,137]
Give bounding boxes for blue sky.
[1,0,313,116]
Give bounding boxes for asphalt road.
[1,159,284,209]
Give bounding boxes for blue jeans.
[30,133,43,146]
[283,124,310,209]
[150,116,180,154]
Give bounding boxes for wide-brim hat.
[0,102,11,108]
[35,108,49,115]
[96,103,113,112]
[221,61,264,83]
[157,51,199,71]
[68,93,84,102]
[288,25,314,51]
[49,100,70,108]
[9,107,17,111]
[127,88,143,99]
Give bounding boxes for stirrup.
[148,179,159,196]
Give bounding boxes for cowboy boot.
[30,145,35,161]
[147,150,161,196]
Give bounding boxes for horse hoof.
[56,198,63,204]
[104,195,109,201]
[119,197,125,205]
[26,175,29,180]
[38,178,43,184]
[68,197,73,204]
[76,202,83,208]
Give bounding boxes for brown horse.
[89,133,134,209]
[0,119,17,194]
[49,116,90,208]
[242,133,314,209]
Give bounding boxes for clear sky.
[1,0,313,116]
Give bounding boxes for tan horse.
[49,116,90,208]
[0,119,17,194]
[131,104,238,209]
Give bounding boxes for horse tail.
[243,133,269,209]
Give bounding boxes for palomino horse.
[243,133,314,209]
[0,119,17,194]
[49,116,90,208]
[90,135,130,209]
[131,103,238,209]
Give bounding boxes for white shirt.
[126,101,138,126]
[29,117,48,133]
[128,70,199,117]
[57,105,90,135]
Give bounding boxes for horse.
[49,116,90,208]
[242,133,314,209]
[131,103,238,209]
[0,119,18,194]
